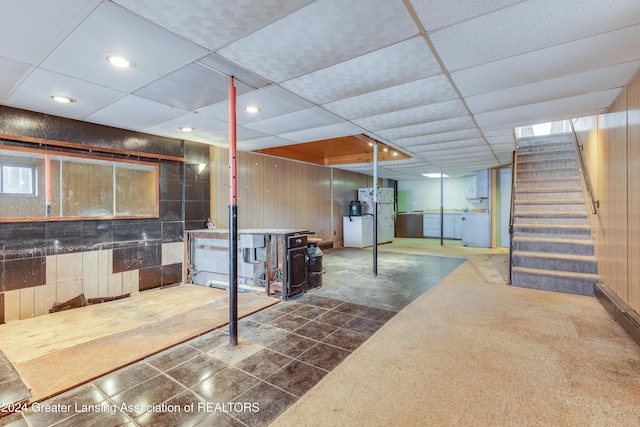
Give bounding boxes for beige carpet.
[272,240,640,426]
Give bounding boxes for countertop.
[186,228,311,235]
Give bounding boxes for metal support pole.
[440,170,444,246]
[228,77,238,347]
[373,142,378,277]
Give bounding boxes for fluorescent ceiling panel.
[281,36,441,104]
[218,0,419,82]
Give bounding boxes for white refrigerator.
[358,187,395,244]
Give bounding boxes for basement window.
[1,164,36,195]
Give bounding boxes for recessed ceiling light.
[392,151,398,156]
[383,147,389,152]
[180,127,195,132]
[244,105,261,114]
[106,55,136,68]
[50,95,76,103]
[422,173,449,178]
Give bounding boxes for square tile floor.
[0,294,397,427]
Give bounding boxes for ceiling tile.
[475,89,621,129]
[243,107,343,135]
[0,58,32,101]
[198,55,271,89]
[198,125,269,147]
[238,136,297,151]
[281,37,441,104]
[430,0,640,70]
[324,75,457,120]
[466,60,640,114]
[280,122,365,143]
[84,95,190,130]
[6,68,125,119]
[0,0,100,64]
[353,99,468,132]
[197,85,313,124]
[218,0,419,82]
[134,63,253,112]
[141,112,227,142]
[113,0,315,51]
[40,2,208,93]
[394,129,482,147]
[452,24,640,97]
[376,116,476,140]
[409,0,522,32]
[409,139,487,152]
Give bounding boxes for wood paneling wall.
[210,146,372,246]
[580,70,640,314]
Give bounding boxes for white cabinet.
[423,214,440,237]
[424,213,463,239]
[454,214,463,239]
[465,169,489,199]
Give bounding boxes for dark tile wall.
[0,106,210,302]
[184,141,211,231]
[138,263,183,292]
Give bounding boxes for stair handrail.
[508,143,517,284]
[569,119,599,215]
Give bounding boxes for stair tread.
[514,223,590,229]
[513,236,594,245]
[512,250,596,262]
[515,188,582,193]
[515,211,587,216]
[518,177,579,182]
[512,266,600,280]
[516,199,584,204]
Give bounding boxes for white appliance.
[343,216,374,248]
[461,213,491,248]
[357,187,395,244]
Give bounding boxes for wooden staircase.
[511,133,599,296]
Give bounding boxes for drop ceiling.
[1,0,639,180]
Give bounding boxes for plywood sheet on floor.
[0,349,31,407]
[0,285,277,403]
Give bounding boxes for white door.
[498,168,512,248]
